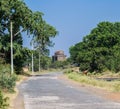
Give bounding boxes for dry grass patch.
[66,72,120,92]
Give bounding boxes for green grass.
[65,72,120,92]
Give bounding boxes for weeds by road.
[64,70,120,92]
[7,72,30,109]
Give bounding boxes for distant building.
[52,50,66,62]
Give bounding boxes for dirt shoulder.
[8,75,29,109]
[13,91,24,109]
[59,75,120,103]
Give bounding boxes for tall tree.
[0,0,34,73]
[70,21,120,73]
[0,0,58,73]
[32,19,58,72]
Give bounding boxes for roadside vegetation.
[64,70,120,92]
[67,21,120,93]
[0,59,17,109]
[0,0,57,108]
[0,91,9,109]
[70,22,120,73]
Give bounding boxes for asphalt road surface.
[18,72,120,109]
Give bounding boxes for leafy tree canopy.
[0,0,58,74]
[70,21,120,73]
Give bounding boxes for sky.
[23,0,120,57]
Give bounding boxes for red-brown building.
[52,50,66,62]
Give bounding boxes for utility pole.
[10,21,24,75]
[32,41,34,74]
[11,22,14,74]
[39,50,40,72]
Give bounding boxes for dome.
[55,50,64,55]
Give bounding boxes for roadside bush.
[0,64,17,92]
[0,91,9,109]
[50,61,70,69]
[0,74,17,92]
[79,62,90,72]
[64,69,72,74]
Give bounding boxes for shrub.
[79,62,90,71]
[64,69,72,74]
[0,64,17,92]
[0,91,9,109]
[0,74,17,92]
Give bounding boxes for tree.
[0,0,57,74]
[0,0,33,73]
[70,21,120,73]
[33,20,58,53]
[32,19,58,72]
[33,50,52,71]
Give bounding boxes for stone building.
[52,50,66,62]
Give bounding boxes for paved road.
[18,72,120,109]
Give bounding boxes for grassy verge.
[6,72,30,109]
[65,71,120,92]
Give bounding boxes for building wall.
[57,55,66,61]
[52,50,66,62]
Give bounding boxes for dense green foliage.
[0,59,17,92]
[0,58,15,109]
[70,22,120,73]
[50,60,70,69]
[0,91,9,109]
[0,0,57,74]
[0,0,34,73]
[33,50,52,71]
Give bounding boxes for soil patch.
[8,75,29,109]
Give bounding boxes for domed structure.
[52,50,66,62]
[55,50,64,55]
